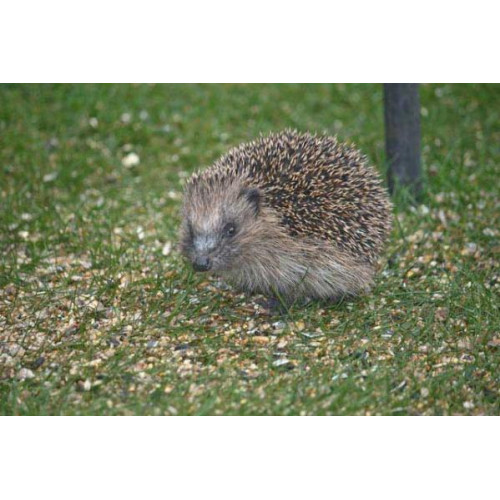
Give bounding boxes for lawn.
[0,83,498,415]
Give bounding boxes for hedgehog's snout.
[192,255,211,272]
[191,234,216,272]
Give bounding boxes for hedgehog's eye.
[223,223,237,238]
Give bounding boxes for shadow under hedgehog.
[179,130,392,307]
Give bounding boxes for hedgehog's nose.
[192,256,211,272]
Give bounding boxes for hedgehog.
[179,130,392,306]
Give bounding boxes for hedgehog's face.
[180,184,261,273]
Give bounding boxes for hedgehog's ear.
[240,187,260,216]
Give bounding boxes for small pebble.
[272,359,290,367]
[43,171,58,182]
[252,336,270,345]
[162,242,172,256]
[381,329,394,339]
[293,320,305,331]
[272,320,286,332]
[122,152,140,168]
[167,190,180,200]
[17,368,35,380]
[121,325,133,335]
[7,343,25,357]
[298,331,323,339]
[463,242,478,255]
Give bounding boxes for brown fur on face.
[180,177,264,273]
[179,130,392,304]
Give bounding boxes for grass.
[0,83,499,415]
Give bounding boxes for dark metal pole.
[384,83,421,195]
